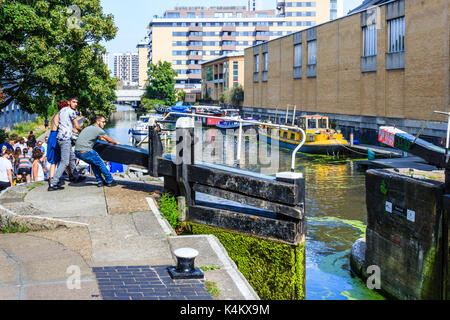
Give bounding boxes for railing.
[157,111,306,172]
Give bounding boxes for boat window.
[267,128,271,134]
[318,118,327,129]
[141,118,149,123]
[298,118,306,129]
[308,119,317,129]
[282,131,288,139]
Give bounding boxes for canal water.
[105,105,385,300]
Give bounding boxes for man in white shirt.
[0,149,13,191]
[49,96,84,191]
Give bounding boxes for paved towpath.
[0,176,259,300]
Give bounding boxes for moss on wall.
[185,223,305,300]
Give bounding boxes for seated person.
[74,115,120,187]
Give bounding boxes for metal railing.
[154,111,306,172]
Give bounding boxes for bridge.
[115,89,145,106]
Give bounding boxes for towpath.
[0,175,258,300]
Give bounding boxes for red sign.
[378,128,395,147]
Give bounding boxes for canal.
[105,105,385,300]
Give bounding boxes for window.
[388,17,405,53]
[254,54,259,72]
[187,12,196,18]
[308,40,317,65]
[294,44,302,67]
[363,25,377,56]
[233,61,239,82]
[263,52,268,71]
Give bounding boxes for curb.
[145,197,260,300]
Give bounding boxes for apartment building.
[147,1,342,93]
[243,0,449,144]
[200,52,245,102]
[113,52,139,87]
[137,41,149,88]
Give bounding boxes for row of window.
[166,12,272,19]
[253,16,406,81]
[175,69,202,74]
[285,1,316,7]
[173,50,230,56]
[285,11,316,17]
[362,16,405,56]
[154,21,316,28]
[174,31,294,38]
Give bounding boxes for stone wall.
[362,169,447,299]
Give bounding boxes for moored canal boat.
[258,115,349,155]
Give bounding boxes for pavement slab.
[0,177,259,300]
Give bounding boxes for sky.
[99,0,364,55]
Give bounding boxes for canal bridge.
[115,89,145,106]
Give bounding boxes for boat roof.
[299,114,329,119]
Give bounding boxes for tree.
[144,61,177,106]
[0,0,118,118]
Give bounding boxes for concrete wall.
[363,169,447,300]
[243,0,450,142]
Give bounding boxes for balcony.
[188,54,203,60]
[188,45,203,51]
[187,73,202,80]
[255,25,270,32]
[188,35,203,41]
[221,35,236,41]
[222,26,236,32]
[221,45,236,51]
[188,25,203,32]
[186,64,201,71]
[255,35,270,41]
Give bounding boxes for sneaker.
[48,185,64,191]
[97,182,104,188]
[57,179,65,187]
[105,180,118,187]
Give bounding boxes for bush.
[158,193,180,229]
[0,128,8,142]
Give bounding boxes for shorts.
[17,168,31,176]
[47,130,61,164]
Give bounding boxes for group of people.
[0,96,121,192]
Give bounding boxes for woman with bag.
[46,100,67,186]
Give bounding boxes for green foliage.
[9,117,45,140]
[144,61,177,106]
[1,221,29,234]
[0,0,118,117]
[205,281,220,297]
[199,265,221,271]
[220,85,244,106]
[0,128,7,142]
[141,97,165,112]
[175,89,185,102]
[158,193,180,229]
[185,223,305,300]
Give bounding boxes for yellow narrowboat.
[258,115,349,155]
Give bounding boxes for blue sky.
[100,0,364,55]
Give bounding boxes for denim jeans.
[51,139,79,187]
[75,150,113,184]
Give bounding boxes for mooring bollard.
[168,248,204,279]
